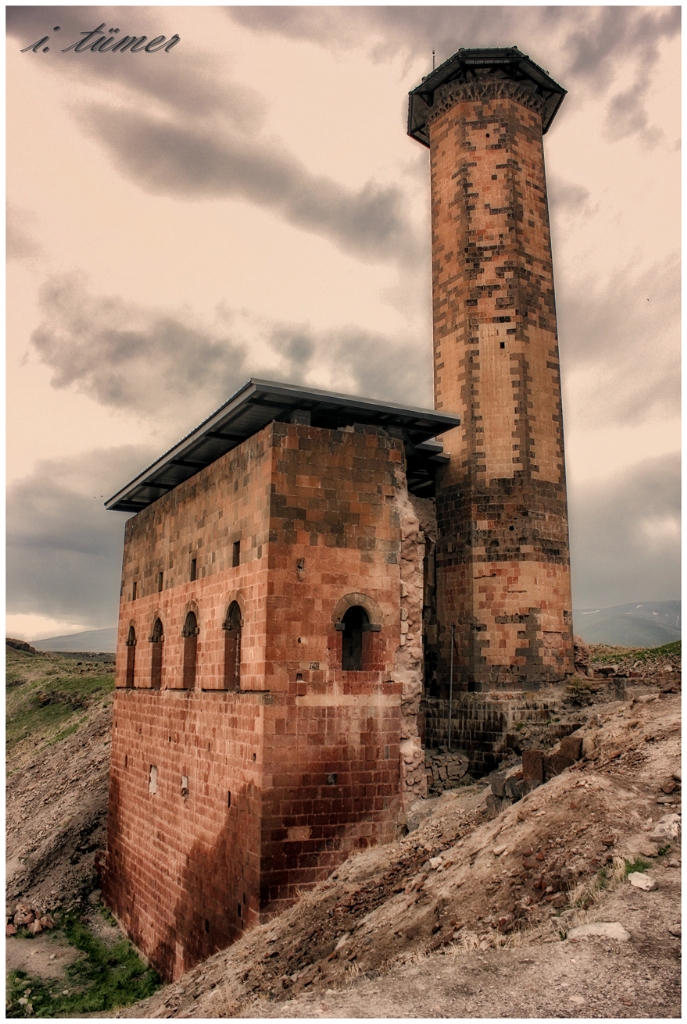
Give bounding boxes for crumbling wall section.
[421,693,568,776]
[394,489,436,805]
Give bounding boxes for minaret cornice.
[408,46,566,147]
[426,78,547,130]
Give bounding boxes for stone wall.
[428,79,574,691]
[259,420,405,915]
[420,693,564,777]
[103,689,265,982]
[105,420,407,981]
[116,427,272,692]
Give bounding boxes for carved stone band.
[426,78,547,127]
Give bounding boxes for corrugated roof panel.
[106,378,460,513]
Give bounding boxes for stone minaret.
[409,47,573,691]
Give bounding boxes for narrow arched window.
[182,611,198,690]
[223,602,242,690]
[342,605,369,671]
[125,626,136,688]
[150,617,163,689]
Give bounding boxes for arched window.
[223,602,242,690]
[150,617,164,689]
[341,605,369,671]
[182,611,198,690]
[125,625,136,688]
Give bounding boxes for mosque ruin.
[102,47,573,980]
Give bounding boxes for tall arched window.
[182,611,198,690]
[125,625,136,688]
[342,605,369,671]
[150,618,164,689]
[223,602,242,690]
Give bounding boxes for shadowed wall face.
[428,79,573,691]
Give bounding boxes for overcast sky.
[6,5,680,640]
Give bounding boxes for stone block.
[490,772,507,798]
[522,749,544,782]
[559,735,583,760]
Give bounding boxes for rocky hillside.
[6,643,114,910]
[5,643,161,1018]
[6,641,681,1018]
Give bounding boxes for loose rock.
[568,922,631,942]
[649,814,680,843]
[628,872,658,891]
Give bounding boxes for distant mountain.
[32,628,117,653]
[573,601,681,648]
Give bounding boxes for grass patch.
[624,858,650,875]
[589,640,680,666]
[6,648,114,752]
[6,911,160,1017]
[100,904,118,927]
[572,857,626,909]
[643,640,681,659]
[48,720,84,746]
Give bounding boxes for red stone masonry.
[427,79,574,691]
[103,421,405,980]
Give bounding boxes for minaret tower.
[409,47,574,691]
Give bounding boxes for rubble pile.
[6,902,56,937]
[424,749,470,795]
[573,634,592,675]
[587,642,681,691]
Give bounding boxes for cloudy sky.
[6,5,680,640]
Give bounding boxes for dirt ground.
[116,688,681,1019]
[5,932,84,982]
[235,850,681,1019]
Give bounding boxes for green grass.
[6,648,114,752]
[48,720,84,746]
[624,858,650,875]
[6,912,160,1017]
[645,640,680,658]
[590,640,681,666]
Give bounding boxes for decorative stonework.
[427,78,546,127]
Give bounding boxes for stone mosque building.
[102,48,573,980]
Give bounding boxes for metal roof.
[408,46,566,147]
[105,379,461,513]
